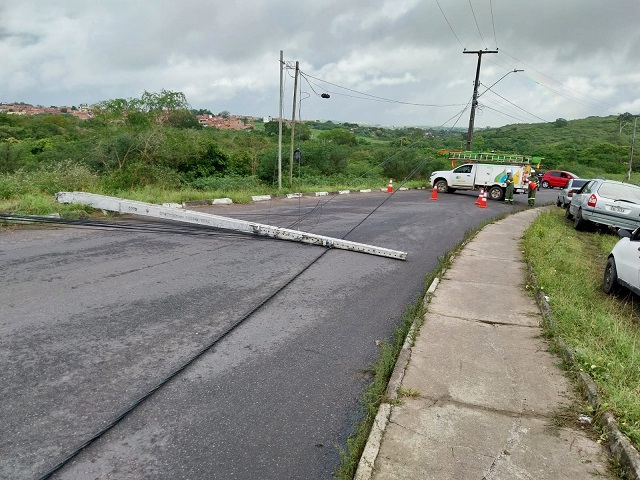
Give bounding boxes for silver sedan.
[557,178,590,208]
[566,179,640,231]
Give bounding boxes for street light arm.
[477,69,523,99]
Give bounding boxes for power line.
[435,0,465,49]
[468,0,488,49]
[489,0,498,48]
[479,84,549,122]
[299,71,467,108]
[499,49,616,112]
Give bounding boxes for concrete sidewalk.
[357,209,615,479]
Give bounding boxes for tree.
[139,89,189,112]
[264,121,289,138]
[165,110,203,130]
[318,128,357,146]
[554,118,568,128]
[218,110,230,118]
[618,112,634,134]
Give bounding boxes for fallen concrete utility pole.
[55,192,407,261]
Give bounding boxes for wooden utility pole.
[289,61,299,185]
[464,49,498,152]
[627,117,637,182]
[278,50,284,189]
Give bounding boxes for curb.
[353,274,443,480]
[178,188,427,209]
[530,270,640,480]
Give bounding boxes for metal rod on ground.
[55,192,408,261]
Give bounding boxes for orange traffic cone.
[430,186,438,201]
[478,190,487,208]
[387,179,393,193]
[475,188,484,205]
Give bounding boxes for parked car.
[566,179,640,231]
[556,178,590,207]
[541,170,578,189]
[603,227,640,296]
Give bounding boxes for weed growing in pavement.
[523,209,640,448]
[397,387,420,398]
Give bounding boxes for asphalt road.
[0,188,556,479]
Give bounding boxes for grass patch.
[523,208,640,447]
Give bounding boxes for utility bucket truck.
[429,152,542,201]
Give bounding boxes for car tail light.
[587,194,597,207]
[568,190,574,197]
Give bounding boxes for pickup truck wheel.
[435,180,449,193]
[488,186,504,201]
[603,257,620,294]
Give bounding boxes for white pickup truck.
[429,163,529,201]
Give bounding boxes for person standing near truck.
[527,169,538,206]
[504,170,514,204]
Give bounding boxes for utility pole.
[627,117,637,182]
[464,49,498,152]
[278,50,284,189]
[289,61,299,186]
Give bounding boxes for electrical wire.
[435,0,465,49]
[299,72,466,108]
[489,0,498,49]
[479,83,550,122]
[499,49,617,113]
[468,0,488,49]
[34,243,331,480]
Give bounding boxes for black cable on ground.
[36,247,329,480]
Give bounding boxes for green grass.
[0,171,427,216]
[523,209,640,447]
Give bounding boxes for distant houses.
[195,114,255,131]
[0,102,93,120]
[1,102,256,131]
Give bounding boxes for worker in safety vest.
[504,170,514,204]
[527,169,538,207]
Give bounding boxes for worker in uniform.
[504,169,514,204]
[527,169,538,207]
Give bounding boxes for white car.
[603,227,640,296]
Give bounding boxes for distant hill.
[473,115,635,175]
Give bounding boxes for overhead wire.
[468,0,488,49]
[489,0,498,48]
[479,85,550,122]
[299,71,466,108]
[435,0,466,49]
[499,49,617,113]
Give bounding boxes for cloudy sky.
[1,1,639,129]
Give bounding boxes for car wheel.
[435,179,448,193]
[565,207,573,220]
[542,180,550,188]
[488,186,504,201]
[556,197,562,207]
[573,208,588,230]
[603,257,620,294]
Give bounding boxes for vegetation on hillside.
[0,89,638,213]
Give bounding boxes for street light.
[478,69,524,99]
[467,68,523,151]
